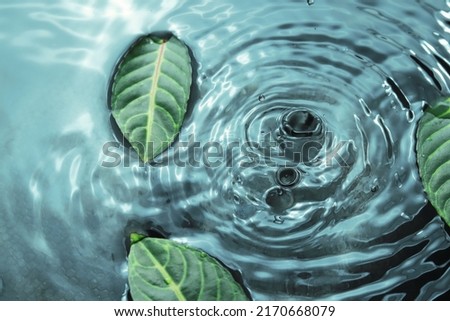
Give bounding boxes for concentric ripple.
[159,0,450,300]
[0,0,449,300]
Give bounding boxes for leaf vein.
[139,242,187,301]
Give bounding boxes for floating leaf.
[110,34,192,162]
[416,98,450,226]
[128,235,249,301]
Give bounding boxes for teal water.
[0,0,449,300]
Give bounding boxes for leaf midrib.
[145,40,166,161]
[140,242,187,301]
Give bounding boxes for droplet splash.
[281,110,322,138]
[277,110,326,164]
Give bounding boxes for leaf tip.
[150,34,170,44]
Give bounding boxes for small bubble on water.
[258,94,266,102]
[307,0,315,5]
[266,187,294,210]
[370,185,379,193]
[277,167,301,187]
[233,194,241,205]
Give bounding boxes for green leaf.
[110,34,192,162]
[417,98,450,227]
[128,237,249,301]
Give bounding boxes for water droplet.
[273,215,285,224]
[276,167,301,187]
[307,0,315,5]
[265,187,294,211]
[258,94,266,102]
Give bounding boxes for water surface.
[0,0,449,300]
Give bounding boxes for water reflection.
[0,0,449,300]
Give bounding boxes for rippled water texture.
[1,0,450,300]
